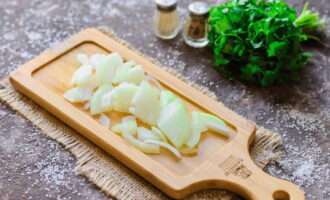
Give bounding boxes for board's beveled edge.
[9,28,258,199]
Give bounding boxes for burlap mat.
[0,29,282,200]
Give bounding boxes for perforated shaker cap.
[155,0,177,11]
[188,2,210,17]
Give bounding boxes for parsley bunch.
[208,0,324,86]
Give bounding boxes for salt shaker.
[183,2,210,48]
[153,0,180,39]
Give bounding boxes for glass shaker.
[153,0,180,39]
[183,2,210,48]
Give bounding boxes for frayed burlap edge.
[0,28,282,200]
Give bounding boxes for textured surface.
[0,0,329,200]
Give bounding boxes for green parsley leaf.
[208,0,325,86]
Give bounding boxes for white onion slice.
[122,130,160,154]
[128,107,136,115]
[185,112,208,148]
[96,53,123,85]
[126,65,145,85]
[157,99,190,148]
[185,120,206,148]
[90,54,106,69]
[137,127,159,141]
[63,81,96,103]
[159,90,178,110]
[76,54,90,65]
[151,127,167,142]
[101,91,113,112]
[71,64,94,85]
[113,61,135,84]
[198,112,230,137]
[111,118,137,136]
[122,119,137,136]
[111,124,122,135]
[83,101,90,110]
[122,115,136,122]
[113,64,145,86]
[90,84,113,115]
[99,114,110,129]
[131,81,160,125]
[145,140,181,159]
[179,146,198,155]
[146,74,163,91]
[110,82,138,113]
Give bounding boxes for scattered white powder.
[293,159,315,180]
[172,50,183,57]
[3,32,16,40]
[107,7,122,18]
[0,103,108,199]
[26,31,42,40]
[288,109,325,132]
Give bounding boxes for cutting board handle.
[205,149,305,200]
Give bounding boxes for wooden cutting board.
[9,28,305,200]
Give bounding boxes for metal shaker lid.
[188,2,210,17]
[155,0,177,11]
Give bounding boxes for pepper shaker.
[183,2,210,48]
[153,0,180,39]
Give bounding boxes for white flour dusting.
[293,160,315,180]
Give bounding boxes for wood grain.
[9,28,305,200]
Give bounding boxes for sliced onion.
[113,61,135,84]
[90,54,106,69]
[111,124,122,135]
[185,112,208,148]
[83,101,90,110]
[111,118,137,136]
[157,99,190,148]
[122,130,160,154]
[146,74,163,91]
[63,83,96,103]
[76,54,90,65]
[205,121,230,137]
[110,82,138,113]
[96,53,123,85]
[159,90,178,110]
[119,65,145,85]
[128,107,136,115]
[65,52,233,158]
[185,120,206,148]
[71,64,94,85]
[151,127,167,142]
[145,139,181,159]
[131,81,160,126]
[198,112,230,137]
[100,90,113,112]
[121,119,137,136]
[122,115,136,122]
[137,127,159,141]
[99,114,110,129]
[90,84,113,115]
[179,146,198,155]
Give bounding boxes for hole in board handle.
[273,190,290,200]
